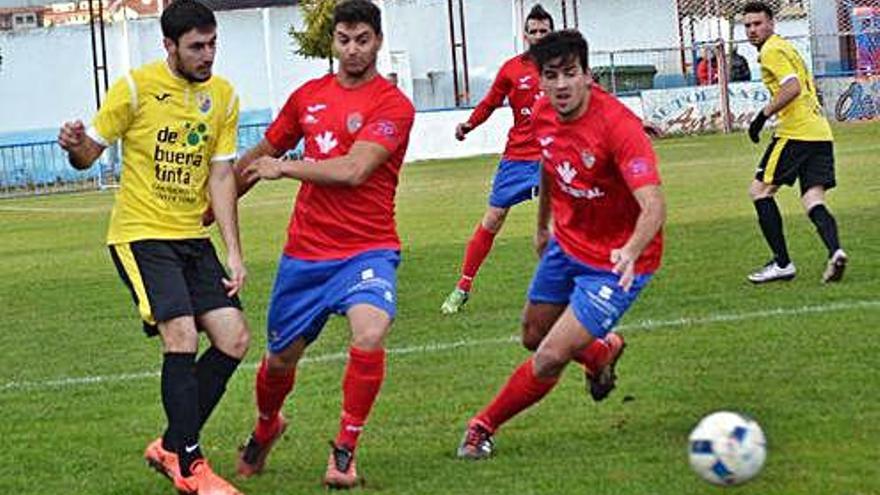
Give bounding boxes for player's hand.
[58,120,86,151]
[222,254,246,297]
[455,122,473,141]
[748,110,768,144]
[534,227,550,257]
[610,247,637,292]
[243,156,284,181]
[202,207,215,226]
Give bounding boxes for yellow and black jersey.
[758,35,832,142]
[88,60,239,245]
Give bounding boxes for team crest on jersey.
[581,150,596,169]
[347,112,364,133]
[196,91,212,115]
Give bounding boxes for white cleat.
[748,260,796,284]
[822,249,848,283]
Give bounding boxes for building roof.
[199,0,297,10]
[0,0,46,7]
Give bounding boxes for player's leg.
[457,307,588,460]
[238,254,333,477]
[798,142,847,282]
[519,236,617,390]
[237,339,306,477]
[442,159,540,314]
[748,138,797,283]
[188,239,251,430]
[109,241,211,484]
[442,206,508,314]
[569,267,651,401]
[323,250,399,488]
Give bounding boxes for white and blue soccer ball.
[688,411,767,486]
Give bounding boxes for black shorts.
[755,138,835,195]
[109,239,242,337]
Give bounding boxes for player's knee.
[227,322,251,359]
[520,325,543,351]
[483,208,508,232]
[749,181,775,201]
[532,347,568,378]
[351,326,386,351]
[268,347,302,373]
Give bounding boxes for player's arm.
[209,158,246,297]
[244,141,389,187]
[456,66,511,140]
[233,138,285,197]
[749,47,800,142]
[58,120,105,170]
[611,184,666,292]
[762,77,801,116]
[62,75,135,168]
[534,164,551,256]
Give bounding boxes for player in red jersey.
[457,30,666,460]
[229,1,414,488]
[440,4,554,314]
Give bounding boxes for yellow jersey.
[758,34,832,141]
[88,60,239,245]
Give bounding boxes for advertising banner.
[641,82,770,135]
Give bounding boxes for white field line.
[2,299,878,394]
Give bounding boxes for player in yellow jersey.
[743,1,848,284]
[57,1,248,493]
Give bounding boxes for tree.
[290,0,336,72]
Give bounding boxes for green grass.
[1,123,879,494]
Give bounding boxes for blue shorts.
[527,238,652,339]
[488,159,540,208]
[266,249,400,353]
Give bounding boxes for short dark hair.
[333,0,382,37]
[161,0,216,43]
[743,1,774,19]
[528,29,589,72]
[525,4,554,31]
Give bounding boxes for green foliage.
[290,0,336,68]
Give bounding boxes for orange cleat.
[175,459,244,495]
[323,442,359,489]
[144,437,181,481]
[237,415,288,477]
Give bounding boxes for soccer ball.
[688,411,767,486]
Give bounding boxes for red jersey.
[266,73,415,260]
[467,54,541,160]
[532,86,663,274]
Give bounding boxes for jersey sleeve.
[355,93,415,155]
[467,62,513,127]
[761,46,798,84]
[265,88,304,152]
[610,114,661,191]
[212,91,239,162]
[88,74,136,147]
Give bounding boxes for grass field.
[1,123,879,495]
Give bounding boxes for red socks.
[572,338,611,375]
[457,224,497,292]
[254,356,295,444]
[335,347,386,449]
[474,357,559,432]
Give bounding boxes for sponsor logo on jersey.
[347,112,364,133]
[315,131,339,155]
[581,150,596,169]
[556,161,577,184]
[196,91,212,115]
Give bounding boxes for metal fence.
[0,122,271,198]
